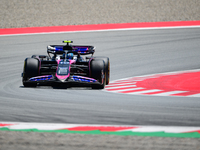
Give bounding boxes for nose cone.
[56,75,69,82]
[56,60,71,82]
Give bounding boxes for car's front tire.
[90,58,106,89]
[22,58,39,87]
[94,57,110,85]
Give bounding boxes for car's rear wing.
[47,45,95,55]
[47,40,95,55]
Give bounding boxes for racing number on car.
[57,61,70,75]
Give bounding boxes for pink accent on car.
[55,59,76,81]
[56,74,69,80]
[69,60,76,64]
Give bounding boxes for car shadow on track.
[19,85,100,90]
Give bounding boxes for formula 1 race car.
[22,41,110,89]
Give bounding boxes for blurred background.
[0,0,199,28]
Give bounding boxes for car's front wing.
[24,75,101,85]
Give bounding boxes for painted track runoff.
[0,21,200,36]
[1,122,200,138]
[105,69,200,97]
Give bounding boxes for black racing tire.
[94,57,110,85]
[90,59,106,89]
[22,58,39,87]
[31,55,38,58]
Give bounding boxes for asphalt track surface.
[0,27,200,127]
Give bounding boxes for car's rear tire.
[94,57,110,85]
[22,58,39,87]
[90,59,106,89]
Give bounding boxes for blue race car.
[22,41,110,89]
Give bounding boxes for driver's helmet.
[67,53,74,60]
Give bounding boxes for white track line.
[153,91,187,96]
[105,85,136,90]
[113,87,145,92]
[190,93,200,97]
[121,126,200,133]
[127,89,162,95]
[106,88,144,93]
[106,82,136,87]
